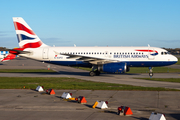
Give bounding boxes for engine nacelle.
[98,62,128,73]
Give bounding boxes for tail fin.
[13,17,48,48]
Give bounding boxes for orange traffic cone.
[49,89,55,95]
[124,107,133,116]
[80,96,87,104]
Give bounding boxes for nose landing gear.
[149,67,153,78]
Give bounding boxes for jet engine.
[98,62,129,73]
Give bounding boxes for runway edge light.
[46,89,55,95]
[117,106,133,116]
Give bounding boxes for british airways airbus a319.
[2,17,178,76]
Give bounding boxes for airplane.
[0,51,9,61]
[1,17,178,76]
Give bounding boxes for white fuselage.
[20,46,177,67]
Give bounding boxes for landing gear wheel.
[149,67,153,78]
[149,72,153,77]
[89,71,95,76]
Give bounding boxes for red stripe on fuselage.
[136,50,158,53]
[14,22,36,35]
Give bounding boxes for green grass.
[127,67,180,73]
[136,78,180,83]
[176,58,180,65]
[0,69,55,73]
[0,77,177,91]
[74,67,180,73]
[1,66,179,74]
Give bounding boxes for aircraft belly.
[129,61,177,67]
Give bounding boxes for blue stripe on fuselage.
[43,61,177,67]
[129,61,177,67]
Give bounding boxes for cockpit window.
[161,52,170,55]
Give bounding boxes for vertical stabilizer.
[13,17,48,48]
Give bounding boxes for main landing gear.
[149,67,153,78]
[89,65,101,76]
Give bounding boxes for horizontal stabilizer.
[1,53,16,62]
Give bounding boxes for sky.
[0,0,180,48]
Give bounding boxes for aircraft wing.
[1,48,31,62]
[60,53,117,65]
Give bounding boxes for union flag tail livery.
[2,17,178,77]
[13,17,48,48]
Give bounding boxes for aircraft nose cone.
[172,56,178,63]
